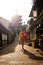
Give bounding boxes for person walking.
[19,31,25,49]
[23,31,27,42]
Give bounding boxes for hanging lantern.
[32,10,37,17]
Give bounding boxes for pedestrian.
[23,31,27,42]
[19,31,25,49]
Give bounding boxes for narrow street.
[0,36,43,65]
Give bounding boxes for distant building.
[10,14,22,34]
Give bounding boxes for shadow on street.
[0,39,18,56]
[23,49,43,60]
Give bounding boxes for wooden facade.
[29,0,43,50]
[0,23,14,49]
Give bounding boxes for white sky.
[0,0,33,24]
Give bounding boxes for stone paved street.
[0,37,43,65]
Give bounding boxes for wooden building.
[29,0,43,51]
[0,17,15,49]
